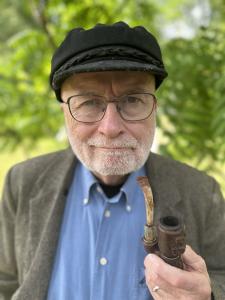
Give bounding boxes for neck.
[93,172,128,186]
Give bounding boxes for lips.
[89,145,135,153]
[87,142,137,150]
[87,136,138,149]
[95,146,131,149]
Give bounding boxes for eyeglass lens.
[67,93,156,123]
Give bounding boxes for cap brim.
[52,59,167,90]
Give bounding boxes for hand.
[144,245,211,300]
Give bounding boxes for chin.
[82,155,147,176]
[69,135,152,175]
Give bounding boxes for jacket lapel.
[17,148,77,300]
[146,152,183,223]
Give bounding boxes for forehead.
[61,71,155,95]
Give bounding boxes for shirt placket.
[90,186,122,300]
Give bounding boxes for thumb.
[182,245,207,273]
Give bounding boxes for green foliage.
[0,0,159,152]
[0,0,224,189]
[157,17,225,174]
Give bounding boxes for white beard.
[66,127,155,176]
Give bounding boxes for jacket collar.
[17,149,182,299]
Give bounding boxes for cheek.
[64,114,97,142]
[64,114,76,135]
[127,117,156,141]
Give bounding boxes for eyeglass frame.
[62,92,157,123]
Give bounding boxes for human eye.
[122,94,145,105]
[76,96,103,109]
[80,99,96,108]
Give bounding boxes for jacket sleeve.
[0,168,19,299]
[202,178,225,300]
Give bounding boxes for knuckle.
[145,275,151,287]
[196,255,208,272]
[199,256,207,268]
[151,270,160,282]
[144,268,159,286]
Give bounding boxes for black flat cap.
[50,21,168,101]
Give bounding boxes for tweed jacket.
[0,148,225,300]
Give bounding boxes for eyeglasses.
[62,93,157,123]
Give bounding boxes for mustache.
[87,136,138,148]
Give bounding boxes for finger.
[144,254,185,286]
[182,245,208,273]
[144,253,198,290]
[150,285,171,300]
[145,267,174,297]
[145,247,212,298]
[145,264,185,300]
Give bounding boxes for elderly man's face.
[61,71,156,185]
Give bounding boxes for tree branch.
[32,0,57,50]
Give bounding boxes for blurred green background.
[0,0,225,195]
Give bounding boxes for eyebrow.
[123,88,152,94]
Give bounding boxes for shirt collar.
[76,162,98,205]
[77,161,146,206]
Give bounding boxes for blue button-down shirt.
[47,162,153,300]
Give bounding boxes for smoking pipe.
[137,176,186,269]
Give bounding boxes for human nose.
[97,102,124,137]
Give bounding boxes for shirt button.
[99,257,108,266]
[83,198,89,205]
[104,210,111,218]
[126,205,132,212]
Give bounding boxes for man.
[0,21,225,300]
